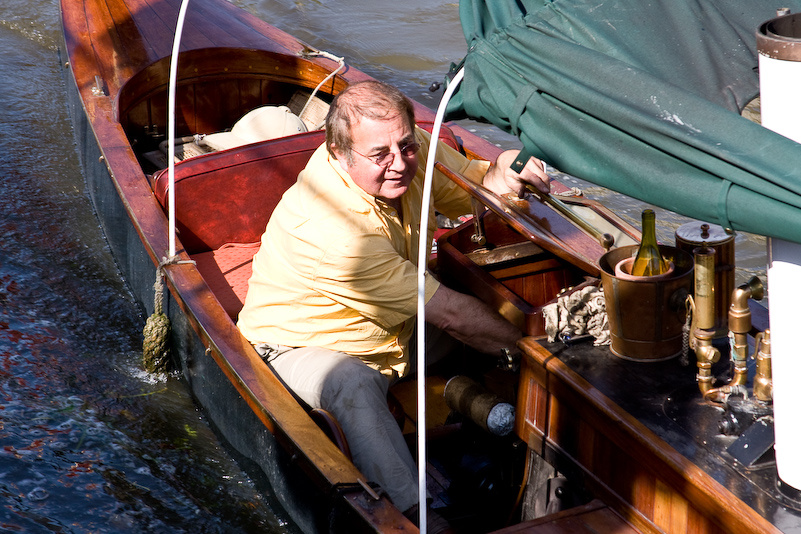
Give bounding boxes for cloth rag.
[543,285,610,346]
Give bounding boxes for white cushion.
[202,106,308,151]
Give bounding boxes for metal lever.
[470,198,487,246]
[510,149,536,173]
[512,149,614,250]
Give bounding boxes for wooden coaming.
[118,47,348,147]
[516,338,782,534]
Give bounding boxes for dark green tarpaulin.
[446,0,801,243]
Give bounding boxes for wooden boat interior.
[117,47,344,172]
[117,49,649,529]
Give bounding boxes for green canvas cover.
[446,0,801,243]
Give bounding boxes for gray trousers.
[255,327,456,513]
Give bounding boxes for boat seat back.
[160,123,462,319]
[153,130,327,253]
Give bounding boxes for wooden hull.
[58,0,422,531]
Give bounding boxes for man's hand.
[482,150,550,197]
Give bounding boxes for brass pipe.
[753,330,773,403]
[694,247,720,394]
[694,247,716,330]
[704,383,748,403]
[525,186,615,250]
[728,276,765,387]
[703,276,766,402]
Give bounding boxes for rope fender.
[142,256,194,373]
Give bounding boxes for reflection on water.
[0,2,292,531]
[0,0,769,531]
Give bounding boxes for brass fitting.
[695,328,720,395]
[728,276,764,386]
[753,330,773,403]
[703,277,766,403]
[704,383,748,403]
[470,198,487,246]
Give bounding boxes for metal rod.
[526,185,614,250]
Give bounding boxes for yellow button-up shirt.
[237,127,489,377]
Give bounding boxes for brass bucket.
[600,245,693,361]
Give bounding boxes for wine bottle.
[631,209,668,276]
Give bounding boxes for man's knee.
[319,355,389,410]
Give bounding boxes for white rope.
[166,0,192,258]
[416,67,464,533]
[299,50,345,124]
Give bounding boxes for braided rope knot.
[142,256,194,373]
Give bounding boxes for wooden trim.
[493,500,642,534]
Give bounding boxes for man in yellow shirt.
[238,80,548,525]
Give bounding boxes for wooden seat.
[493,500,642,534]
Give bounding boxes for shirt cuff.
[424,273,440,304]
[460,158,491,183]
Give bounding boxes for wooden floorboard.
[493,500,642,534]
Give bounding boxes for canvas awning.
[446,0,801,243]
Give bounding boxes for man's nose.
[387,147,407,172]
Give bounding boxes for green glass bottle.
[631,209,668,276]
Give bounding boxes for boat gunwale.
[60,0,421,529]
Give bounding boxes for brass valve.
[753,330,773,403]
[728,276,764,387]
[693,247,720,394]
[695,328,720,395]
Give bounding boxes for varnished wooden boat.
[57,0,629,531]
[59,0,793,532]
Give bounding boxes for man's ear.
[330,144,349,167]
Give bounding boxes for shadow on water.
[0,4,294,533]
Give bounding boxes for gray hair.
[325,80,415,164]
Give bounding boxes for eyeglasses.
[350,142,420,168]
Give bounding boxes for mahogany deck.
[515,334,787,534]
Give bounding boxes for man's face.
[332,113,418,204]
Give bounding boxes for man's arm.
[424,283,521,356]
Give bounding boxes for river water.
[0,0,767,532]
